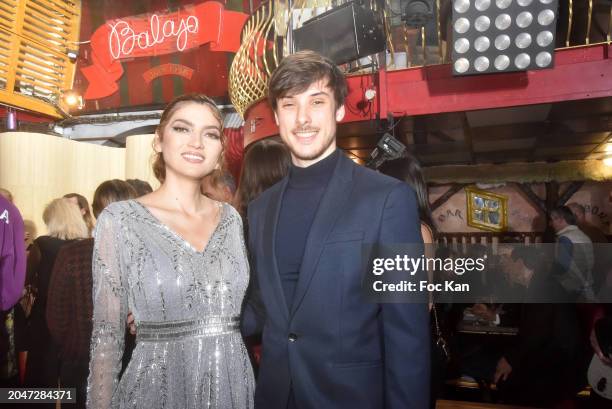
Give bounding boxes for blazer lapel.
[261,177,291,322]
[290,154,355,316]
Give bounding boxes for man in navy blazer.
[242,50,430,409]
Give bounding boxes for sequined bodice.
[87,200,254,409]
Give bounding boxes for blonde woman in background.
[24,198,88,393]
[64,193,95,236]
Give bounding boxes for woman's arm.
[87,210,128,409]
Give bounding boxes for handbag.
[19,285,35,319]
[431,303,450,362]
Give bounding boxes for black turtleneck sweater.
[276,149,340,309]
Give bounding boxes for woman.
[87,94,254,409]
[379,155,445,409]
[47,180,137,409]
[25,198,89,390]
[64,193,95,236]
[233,138,290,219]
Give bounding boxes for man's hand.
[494,357,512,384]
[591,326,612,366]
[127,312,136,336]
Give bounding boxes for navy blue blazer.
[243,153,430,409]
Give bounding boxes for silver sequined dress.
[87,200,254,409]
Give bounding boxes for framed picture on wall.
[465,187,508,232]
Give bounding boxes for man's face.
[274,80,345,167]
[201,175,233,203]
[549,213,563,232]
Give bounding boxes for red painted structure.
[244,44,612,147]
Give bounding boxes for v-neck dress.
[87,200,254,409]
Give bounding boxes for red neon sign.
[81,2,248,100]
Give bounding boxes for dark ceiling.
[338,96,612,166]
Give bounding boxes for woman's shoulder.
[98,200,135,218]
[223,202,244,226]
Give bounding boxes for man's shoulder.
[349,159,414,198]
[249,178,285,213]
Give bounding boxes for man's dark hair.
[268,50,348,111]
[550,206,577,226]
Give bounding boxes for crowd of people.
[0,50,611,409]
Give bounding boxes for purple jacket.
[0,195,26,310]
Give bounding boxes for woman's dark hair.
[378,155,436,232]
[234,139,291,217]
[153,94,224,184]
[92,179,138,218]
[63,192,95,234]
[125,179,153,197]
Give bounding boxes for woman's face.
[155,102,223,183]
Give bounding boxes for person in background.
[567,202,610,294]
[567,203,608,244]
[47,180,136,409]
[201,169,236,203]
[380,155,448,409]
[125,179,153,197]
[24,198,88,393]
[493,247,583,407]
[0,193,26,387]
[549,206,595,301]
[64,193,95,237]
[0,188,14,203]
[233,138,291,220]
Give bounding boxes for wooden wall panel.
[0,132,124,235]
[125,134,160,191]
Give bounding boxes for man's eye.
[172,126,189,133]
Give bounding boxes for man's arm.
[241,203,266,337]
[379,183,430,409]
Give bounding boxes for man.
[201,170,236,202]
[567,202,610,294]
[492,247,582,407]
[549,206,595,301]
[242,51,430,409]
[567,202,608,244]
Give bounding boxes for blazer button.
[288,333,298,342]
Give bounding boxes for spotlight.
[63,90,83,109]
[66,49,79,62]
[402,0,435,28]
[452,0,559,75]
[366,133,407,169]
[6,108,16,131]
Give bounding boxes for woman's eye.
[172,126,189,133]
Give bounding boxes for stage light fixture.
[63,90,83,109]
[452,0,558,75]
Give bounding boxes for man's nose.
[296,104,310,126]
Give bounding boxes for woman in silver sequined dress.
[87,95,254,409]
